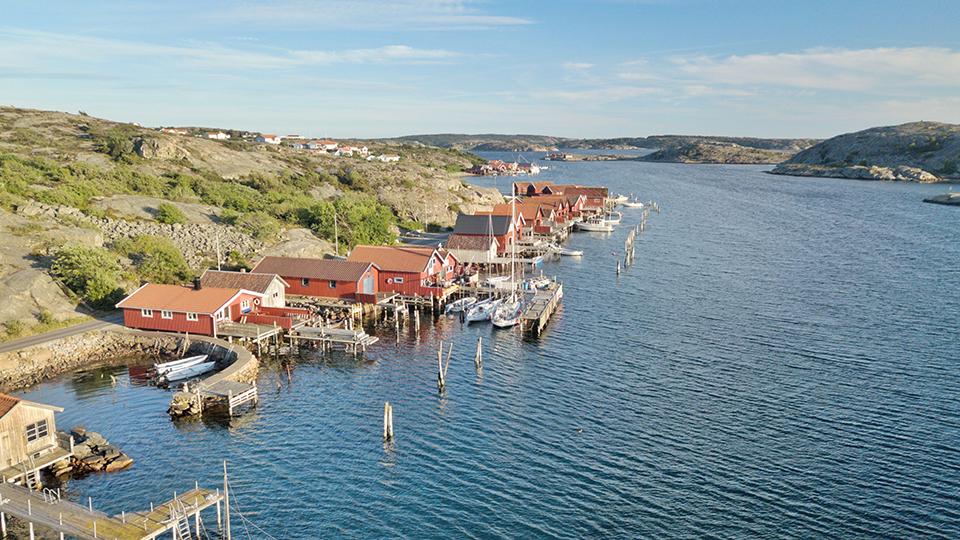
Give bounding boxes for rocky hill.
[0,106,501,338]
[637,141,797,164]
[771,122,960,182]
[387,133,817,156]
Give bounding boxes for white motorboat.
[154,354,208,376]
[159,361,216,384]
[575,217,614,232]
[526,276,551,290]
[444,296,477,314]
[466,298,501,323]
[492,299,523,328]
[559,248,583,257]
[603,211,623,225]
[622,200,644,208]
[611,194,629,204]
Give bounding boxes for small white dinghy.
[445,296,477,314]
[611,194,629,204]
[154,354,208,376]
[159,361,216,384]
[559,247,583,257]
[622,200,644,208]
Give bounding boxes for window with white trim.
[301,278,310,286]
[186,312,198,321]
[394,276,404,284]
[26,420,48,443]
[329,280,337,289]
[141,309,153,318]
[240,300,250,310]
[161,310,173,319]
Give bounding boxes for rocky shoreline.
[771,163,942,182]
[51,427,134,479]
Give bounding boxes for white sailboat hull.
[160,361,216,383]
[155,354,208,375]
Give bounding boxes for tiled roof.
[452,214,513,236]
[115,284,251,314]
[0,394,19,418]
[446,234,497,251]
[200,270,283,293]
[252,257,374,282]
[347,245,437,273]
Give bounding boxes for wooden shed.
[0,394,72,486]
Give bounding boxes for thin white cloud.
[674,47,960,91]
[0,29,459,72]
[563,62,595,71]
[535,86,663,103]
[207,0,532,30]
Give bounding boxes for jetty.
[0,481,223,540]
[521,281,563,335]
[289,325,379,354]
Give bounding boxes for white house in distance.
[368,154,400,163]
[256,134,282,145]
[206,131,230,140]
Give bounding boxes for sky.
[2,0,960,138]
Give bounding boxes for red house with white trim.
[115,283,264,337]
[251,257,380,303]
[347,246,457,297]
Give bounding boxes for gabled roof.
[200,270,288,293]
[252,257,376,282]
[552,185,609,198]
[115,284,261,314]
[0,393,64,419]
[347,245,441,273]
[452,214,514,236]
[513,181,555,194]
[446,234,498,251]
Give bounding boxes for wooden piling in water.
[474,337,483,370]
[383,402,394,441]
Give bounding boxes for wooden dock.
[289,325,379,354]
[521,281,563,336]
[0,482,223,540]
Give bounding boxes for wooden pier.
[521,281,563,335]
[0,482,223,540]
[289,325,379,353]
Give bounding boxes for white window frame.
[141,308,153,318]
[26,420,48,443]
[161,310,173,320]
[240,300,250,310]
[393,276,404,284]
[301,278,310,286]
[329,280,337,289]
[186,312,198,321]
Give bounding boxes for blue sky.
[2,0,959,138]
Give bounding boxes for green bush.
[113,235,191,284]
[38,309,55,325]
[236,212,280,241]
[50,245,124,308]
[305,192,396,252]
[4,321,24,338]
[155,202,187,224]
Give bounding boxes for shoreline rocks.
[771,163,942,182]
[59,426,134,476]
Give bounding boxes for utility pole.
[334,211,339,255]
[216,231,222,270]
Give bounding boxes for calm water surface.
[19,157,960,538]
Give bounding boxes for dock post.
[58,513,63,540]
[383,402,394,441]
[224,461,232,540]
[28,522,33,540]
[414,310,420,338]
[437,343,445,391]
[87,497,92,512]
[1,511,5,538]
[616,259,621,275]
[195,508,201,537]
[474,337,483,370]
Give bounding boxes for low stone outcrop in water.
[923,192,960,206]
[53,426,134,477]
[771,121,960,183]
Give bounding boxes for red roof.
[347,245,441,273]
[0,394,19,418]
[251,257,375,282]
[115,284,258,314]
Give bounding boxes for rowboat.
[159,361,216,384]
[154,354,208,376]
[444,296,477,314]
[560,248,583,257]
[621,200,644,208]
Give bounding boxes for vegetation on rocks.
[155,202,187,224]
[50,245,124,308]
[113,235,192,284]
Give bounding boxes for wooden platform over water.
[521,282,563,336]
[0,483,222,540]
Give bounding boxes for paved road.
[0,313,124,354]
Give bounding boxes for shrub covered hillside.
[0,106,502,339]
